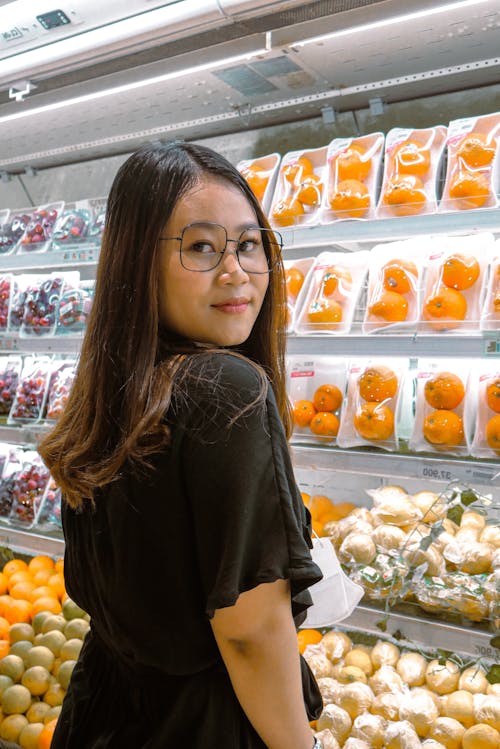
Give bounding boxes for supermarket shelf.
[280,208,500,256]
[0,524,63,557]
[0,335,82,355]
[338,603,499,662]
[287,333,500,358]
[291,445,500,487]
[0,245,100,272]
[0,424,52,446]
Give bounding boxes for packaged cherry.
[294,250,370,335]
[44,359,76,420]
[287,356,347,445]
[337,358,407,452]
[0,446,24,519]
[470,364,500,459]
[284,258,314,333]
[51,202,92,249]
[322,132,384,223]
[0,356,22,418]
[419,233,492,334]
[8,356,52,424]
[35,476,62,532]
[376,126,447,218]
[20,272,79,338]
[0,210,33,255]
[56,279,94,335]
[17,202,64,254]
[409,359,471,457]
[270,147,327,228]
[0,274,13,334]
[237,154,281,214]
[9,451,50,528]
[440,112,500,212]
[7,275,36,333]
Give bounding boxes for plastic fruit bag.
[8,356,52,424]
[270,147,327,228]
[440,112,500,212]
[288,355,347,445]
[0,274,13,335]
[377,126,447,218]
[87,198,107,243]
[237,153,280,214]
[409,359,471,457]
[480,240,500,330]
[9,450,50,527]
[0,446,24,519]
[45,359,76,420]
[0,356,22,417]
[419,234,492,333]
[322,132,384,223]
[56,279,94,335]
[17,202,64,254]
[294,250,370,335]
[35,476,62,532]
[337,359,406,452]
[284,258,314,332]
[470,363,500,458]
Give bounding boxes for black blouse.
[53,353,322,748]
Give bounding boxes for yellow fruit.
[40,630,67,658]
[0,654,25,682]
[9,641,33,665]
[24,646,54,673]
[62,599,86,621]
[60,638,82,663]
[0,675,13,695]
[0,713,28,742]
[26,700,51,723]
[344,648,374,677]
[21,665,51,696]
[44,705,61,724]
[64,618,89,641]
[9,623,35,645]
[444,690,475,728]
[1,683,31,713]
[19,721,44,749]
[57,659,76,690]
[43,681,65,707]
[40,615,66,635]
[462,724,500,749]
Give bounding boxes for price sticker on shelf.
[419,463,454,482]
[418,460,500,485]
[0,336,18,352]
[483,332,500,356]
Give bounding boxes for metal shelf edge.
[0,525,63,556]
[286,334,496,358]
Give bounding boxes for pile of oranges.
[448,132,496,209]
[328,143,373,218]
[368,258,418,325]
[306,265,352,329]
[353,366,398,442]
[422,371,466,448]
[301,492,356,538]
[293,383,344,441]
[423,253,480,330]
[272,156,323,227]
[382,139,430,216]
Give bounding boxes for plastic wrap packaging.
[471,363,500,458]
[270,147,327,228]
[8,356,52,424]
[50,201,93,250]
[480,239,500,330]
[237,153,281,215]
[322,132,384,223]
[313,729,340,749]
[35,476,62,533]
[0,274,13,335]
[384,719,422,749]
[17,202,64,254]
[87,197,107,243]
[0,210,32,255]
[419,234,492,334]
[362,238,427,334]
[284,257,314,332]
[368,666,405,696]
[56,278,94,335]
[400,687,440,737]
[44,359,76,420]
[440,112,500,212]
[377,126,447,218]
[473,693,500,732]
[288,355,346,445]
[428,716,465,748]
[370,640,401,669]
[409,359,471,457]
[0,443,15,484]
[20,272,79,338]
[8,450,50,528]
[0,356,22,417]
[337,360,407,451]
[317,702,352,743]
[413,572,490,622]
[0,446,24,519]
[294,250,369,335]
[7,274,37,333]
[351,552,410,601]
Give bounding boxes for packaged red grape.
[87,197,107,244]
[51,201,93,250]
[7,274,36,333]
[56,279,94,335]
[0,446,24,519]
[270,147,327,228]
[45,359,76,420]
[0,210,33,255]
[34,476,62,532]
[8,356,52,424]
[17,202,64,254]
[0,356,22,418]
[9,451,50,528]
[20,272,79,338]
[237,154,281,215]
[0,274,13,335]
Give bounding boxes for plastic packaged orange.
[409,359,471,457]
[419,234,493,334]
[362,238,427,334]
[294,250,370,335]
[376,126,447,218]
[237,153,281,214]
[480,240,500,331]
[470,364,500,458]
[269,147,327,228]
[440,112,500,212]
[322,133,384,223]
[283,257,314,332]
[337,358,406,452]
[287,355,347,446]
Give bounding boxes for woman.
[39,142,323,749]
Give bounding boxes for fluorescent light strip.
[293,0,490,47]
[0,48,267,125]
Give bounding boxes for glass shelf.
[0,523,63,556]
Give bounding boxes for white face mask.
[302,537,364,629]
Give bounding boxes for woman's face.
[158,178,270,347]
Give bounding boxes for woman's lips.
[212,298,250,313]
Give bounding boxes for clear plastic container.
[0,356,22,418]
[0,210,33,255]
[56,279,94,335]
[8,356,52,424]
[35,476,62,532]
[17,202,64,254]
[45,359,76,420]
[20,272,79,338]
[9,451,50,528]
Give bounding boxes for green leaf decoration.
[460,489,479,507]
[486,664,500,684]
[375,619,388,632]
[447,505,464,525]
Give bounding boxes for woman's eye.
[190,241,217,254]
[238,240,258,253]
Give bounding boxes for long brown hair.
[39,142,291,509]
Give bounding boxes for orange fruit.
[392,140,431,176]
[354,402,394,441]
[311,519,324,537]
[383,174,426,215]
[307,299,343,329]
[296,174,323,206]
[283,156,313,184]
[358,366,398,403]
[38,718,58,749]
[292,400,316,428]
[0,640,9,659]
[0,616,10,640]
[309,495,336,522]
[456,132,496,168]
[47,573,65,601]
[329,179,370,218]
[424,372,465,410]
[423,286,467,330]
[486,414,500,451]
[32,569,53,587]
[301,492,311,508]
[271,197,304,226]
[54,559,64,574]
[382,259,418,294]
[3,559,28,578]
[369,290,408,322]
[423,409,464,446]
[313,384,343,412]
[7,571,31,592]
[31,596,62,616]
[29,586,53,603]
[28,556,55,576]
[322,266,353,296]
[486,379,500,413]
[441,253,480,290]
[310,411,339,438]
[0,573,8,596]
[240,166,268,202]
[9,581,36,601]
[0,595,11,617]
[5,598,32,625]
[285,267,305,301]
[335,144,372,182]
[449,170,490,209]
[297,629,322,654]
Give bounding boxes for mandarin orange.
[285,266,305,301]
[335,144,372,182]
[369,290,408,322]
[382,259,418,294]
[449,170,490,209]
[424,372,465,410]
[486,379,500,413]
[297,629,322,654]
[423,286,467,330]
[313,384,343,413]
[306,299,343,329]
[292,400,317,428]
[441,253,480,290]
[28,556,55,576]
[392,140,431,176]
[283,156,313,184]
[423,409,464,446]
[486,414,500,451]
[354,402,394,441]
[240,166,268,202]
[358,366,398,403]
[329,179,370,218]
[296,174,323,206]
[456,132,496,168]
[383,174,426,215]
[271,197,304,226]
[310,411,340,438]
[322,266,353,297]
[3,560,28,578]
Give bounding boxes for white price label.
[484,333,500,356]
[0,337,18,352]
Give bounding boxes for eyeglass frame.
[158,221,283,274]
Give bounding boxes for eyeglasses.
[159,221,283,273]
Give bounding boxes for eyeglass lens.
[179,222,281,273]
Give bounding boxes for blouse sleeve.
[177,353,322,619]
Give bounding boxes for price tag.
[483,333,500,356]
[419,463,454,482]
[418,460,500,485]
[0,337,18,351]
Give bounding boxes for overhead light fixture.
[291,0,489,48]
[0,47,268,126]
